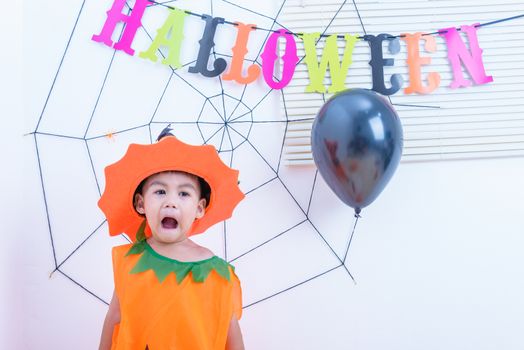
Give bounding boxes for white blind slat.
[279,0,524,164]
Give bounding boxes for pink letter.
[439,24,493,88]
[260,29,299,89]
[91,0,151,55]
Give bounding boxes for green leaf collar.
[126,240,232,284]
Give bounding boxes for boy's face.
[134,172,206,244]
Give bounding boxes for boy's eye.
[154,189,166,195]
[179,191,190,197]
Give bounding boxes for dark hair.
[197,176,211,207]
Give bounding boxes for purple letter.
[91,0,151,55]
[439,24,493,88]
[260,29,299,90]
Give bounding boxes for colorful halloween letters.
[92,1,494,95]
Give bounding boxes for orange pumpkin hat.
[98,135,245,241]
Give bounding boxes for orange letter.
[402,32,440,94]
[222,22,260,84]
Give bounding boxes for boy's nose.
[164,196,178,208]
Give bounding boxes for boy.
[97,130,245,349]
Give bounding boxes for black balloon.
[311,89,403,214]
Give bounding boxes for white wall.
[3,1,23,348]
[18,0,524,349]
[21,145,524,350]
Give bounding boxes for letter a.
[139,8,188,68]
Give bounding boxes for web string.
[30,0,521,308]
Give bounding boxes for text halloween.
[92,0,493,95]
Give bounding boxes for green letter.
[139,7,188,68]
[303,33,358,93]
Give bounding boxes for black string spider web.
[31,0,368,309]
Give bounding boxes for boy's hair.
[197,176,211,207]
[132,127,212,213]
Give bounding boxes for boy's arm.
[99,290,121,350]
[225,316,245,350]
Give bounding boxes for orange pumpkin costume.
[111,241,242,350]
[98,132,245,349]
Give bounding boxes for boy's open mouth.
[161,217,178,229]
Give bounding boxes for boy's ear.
[195,198,206,219]
[134,193,145,215]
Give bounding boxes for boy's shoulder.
[188,243,215,261]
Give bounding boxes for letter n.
[439,24,493,88]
